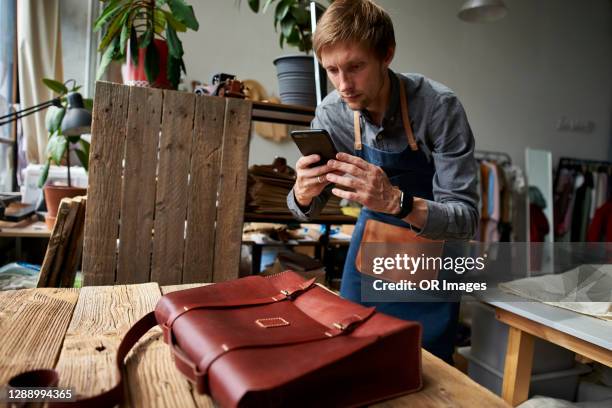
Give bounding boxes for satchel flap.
[155,271,313,327]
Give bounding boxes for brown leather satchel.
[9,271,422,407]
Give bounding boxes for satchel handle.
[6,311,158,408]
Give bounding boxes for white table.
[479,288,612,406]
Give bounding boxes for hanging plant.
[94,0,199,89]
[243,0,331,54]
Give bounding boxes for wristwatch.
[393,188,414,219]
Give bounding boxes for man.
[287,0,479,363]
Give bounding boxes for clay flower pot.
[122,39,173,89]
[43,185,87,229]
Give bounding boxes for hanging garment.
[553,168,574,237]
[595,171,608,210]
[587,200,612,242]
[571,171,593,241]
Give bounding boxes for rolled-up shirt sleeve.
[418,94,479,240]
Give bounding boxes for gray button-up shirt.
[287,70,479,240]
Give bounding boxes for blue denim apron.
[339,78,459,363]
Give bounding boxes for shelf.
[251,100,315,126]
[244,212,357,225]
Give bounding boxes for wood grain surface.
[0,288,79,384]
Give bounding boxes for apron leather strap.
[398,77,419,151]
[353,111,362,151]
[353,75,418,151]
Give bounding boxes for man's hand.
[293,154,333,208]
[325,152,401,214]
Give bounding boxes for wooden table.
[0,284,508,407]
[0,220,51,238]
[483,290,612,406]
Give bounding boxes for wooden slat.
[83,81,130,285]
[501,326,535,406]
[0,288,78,384]
[150,90,196,285]
[117,86,163,283]
[212,98,252,282]
[38,198,79,287]
[47,199,80,287]
[182,96,226,283]
[60,196,87,287]
[374,350,510,408]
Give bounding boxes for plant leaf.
[262,0,275,13]
[139,27,152,49]
[96,36,120,80]
[45,106,65,133]
[285,25,300,45]
[38,160,51,188]
[93,0,123,32]
[79,139,90,164]
[167,0,199,31]
[99,9,128,52]
[247,0,259,12]
[280,16,295,37]
[83,98,93,112]
[275,0,291,22]
[47,132,68,165]
[153,8,166,35]
[75,149,89,171]
[167,56,181,90]
[68,135,81,143]
[119,8,134,55]
[42,78,68,95]
[166,24,183,58]
[163,10,187,32]
[129,27,139,65]
[144,41,160,84]
[291,4,309,25]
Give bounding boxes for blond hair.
[313,0,395,61]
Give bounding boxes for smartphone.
[291,129,338,167]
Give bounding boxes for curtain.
[0,0,16,191]
[17,0,63,164]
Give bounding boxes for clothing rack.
[557,157,612,169]
[474,150,512,164]
[554,157,612,189]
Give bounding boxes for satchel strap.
[164,277,317,328]
[7,311,158,407]
[173,306,377,394]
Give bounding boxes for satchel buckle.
[255,317,290,328]
[332,322,345,330]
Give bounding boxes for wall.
[181,0,612,170]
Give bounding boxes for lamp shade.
[61,92,92,136]
[458,0,508,23]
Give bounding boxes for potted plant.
[38,78,92,229]
[245,0,331,107]
[95,0,200,90]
